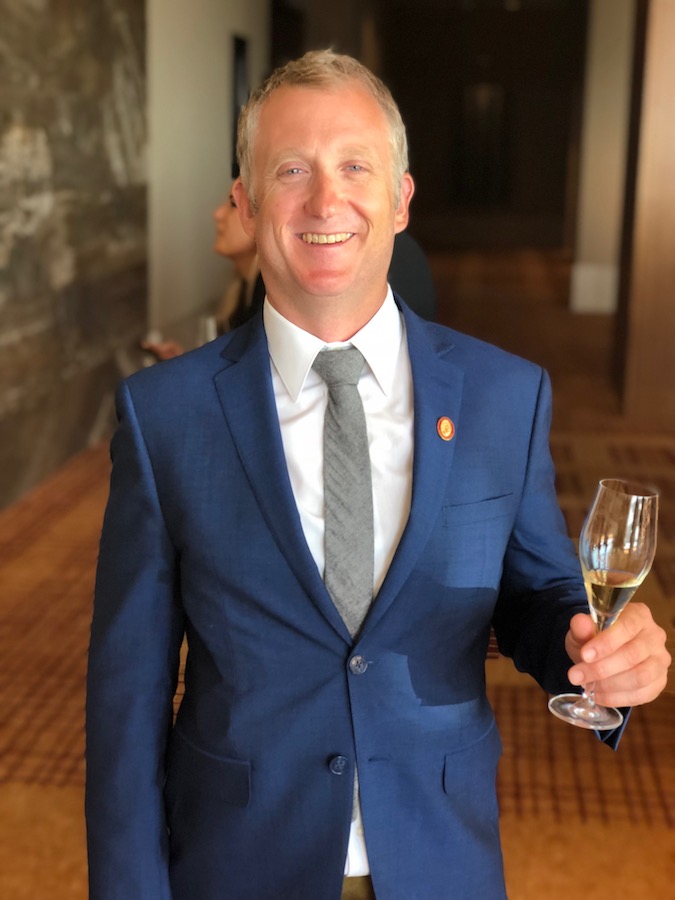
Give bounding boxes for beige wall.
[621,0,675,420]
[570,0,635,313]
[147,0,270,343]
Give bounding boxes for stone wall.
[0,0,146,508]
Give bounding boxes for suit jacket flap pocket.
[166,729,251,809]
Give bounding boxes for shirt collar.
[263,286,403,402]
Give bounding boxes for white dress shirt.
[263,289,414,875]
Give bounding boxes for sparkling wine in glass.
[548,478,658,730]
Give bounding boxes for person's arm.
[492,368,671,739]
[492,368,589,691]
[140,338,185,360]
[85,380,185,900]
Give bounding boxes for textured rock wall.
[0,0,146,508]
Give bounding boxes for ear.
[394,172,415,234]
[232,178,257,238]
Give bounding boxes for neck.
[266,290,387,343]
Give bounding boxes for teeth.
[301,232,353,244]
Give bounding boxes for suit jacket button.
[329,755,348,775]
[349,655,368,675]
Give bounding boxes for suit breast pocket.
[433,494,515,588]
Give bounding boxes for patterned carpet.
[490,681,674,828]
[0,445,104,789]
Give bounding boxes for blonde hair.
[237,49,409,204]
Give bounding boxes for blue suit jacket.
[86,300,594,899]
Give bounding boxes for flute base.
[548,693,623,731]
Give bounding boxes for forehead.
[254,82,390,160]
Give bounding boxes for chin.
[301,278,352,298]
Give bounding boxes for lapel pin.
[437,417,455,441]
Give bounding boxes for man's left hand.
[565,603,672,707]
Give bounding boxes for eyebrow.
[268,144,381,169]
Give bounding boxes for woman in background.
[142,181,262,360]
[211,185,264,331]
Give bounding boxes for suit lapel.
[212,321,351,643]
[360,304,464,638]
[212,305,464,645]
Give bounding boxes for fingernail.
[581,646,596,662]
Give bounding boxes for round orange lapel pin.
[437,417,455,441]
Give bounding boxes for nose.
[213,202,228,223]
[305,170,343,219]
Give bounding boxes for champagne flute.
[548,478,658,730]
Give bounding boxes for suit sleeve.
[491,368,583,688]
[491,368,628,747]
[85,381,184,899]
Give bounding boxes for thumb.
[565,612,595,664]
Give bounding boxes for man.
[86,50,670,899]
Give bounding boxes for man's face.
[234,82,414,332]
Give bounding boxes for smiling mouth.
[300,232,354,244]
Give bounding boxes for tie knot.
[312,347,365,388]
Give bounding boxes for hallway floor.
[1,248,673,898]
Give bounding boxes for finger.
[591,649,671,706]
[568,612,595,645]
[564,613,595,665]
[565,605,645,672]
[578,603,660,664]
[569,624,655,686]
[569,643,671,708]
[567,604,668,686]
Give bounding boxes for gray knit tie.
[312,347,374,638]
